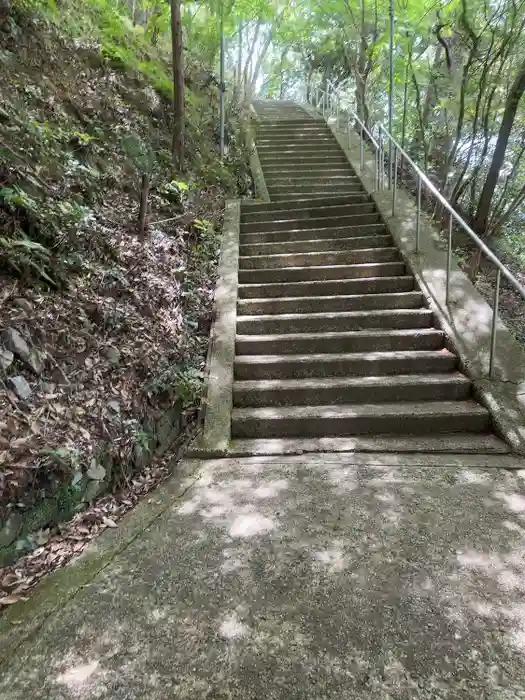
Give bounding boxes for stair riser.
[262,167,354,177]
[242,214,377,234]
[260,157,349,167]
[231,413,489,438]
[241,195,359,214]
[238,276,413,299]
[268,186,364,196]
[240,235,393,256]
[257,128,331,134]
[241,202,373,224]
[238,293,425,315]
[271,192,360,201]
[234,355,456,380]
[265,177,361,187]
[236,332,444,355]
[258,139,338,147]
[258,144,343,152]
[233,381,472,407]
[240,249,399,270]
[240,225,387,243]
[238,263,407,284]
[237,310,433,334]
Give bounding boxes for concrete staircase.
[230,101,509,455]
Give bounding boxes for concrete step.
[257,124,328,130]
[236,328,445,355]
[238,275,414,299]
[269,188,367,201]
[238,262,408,284]
[241,194,363,213]
[233,374,471,407]
[241,224,388,244]
[264,163,358,179]
[239,234,393,256]
[237,308,433,334]
[241,202,374,225]
[258,137,337,146]
[234,349,457,380]
[228,435,511,456]
[257,130,332,137]
[239,248,399,270]
[259,155,349,167]
[257,125,330,133]
[265,176,362,187]
[241,213,376,238]
[231,401,490,438]
[238,290,425,315]
[241,199,371,225]
[258,146,344,157]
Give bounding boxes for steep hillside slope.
[0,0,250,591]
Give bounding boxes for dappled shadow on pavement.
[3,458,525,699]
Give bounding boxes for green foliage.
[146,362,204,408]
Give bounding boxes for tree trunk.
[137,173,151,240]
[237,22,243,87]
[170,0,185,171]
[473,57,525,234]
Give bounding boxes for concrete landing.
[2,453,525,698]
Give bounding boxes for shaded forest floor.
[0,3,251,603]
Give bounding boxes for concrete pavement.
[1,453,525,698]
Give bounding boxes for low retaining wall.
[0,404,183,567]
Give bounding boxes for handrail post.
[360,122,364,171]
[446,214,453,306]
[375,147,379,191]
[489,269,501,378]
[336,96,340,130]
[348,117,351,149]
[392,146,398,216]
[416,175,422,254]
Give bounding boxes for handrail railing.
[306,83,525,378]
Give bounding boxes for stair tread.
[241,195,363,209]
[233,401,488,419]
[236,349,455,363]
[227,436,511,457]
[239,274,412,287]
[237,329,442,342]
[234,374,469,390]
[241,225,388,239]
[238,290,419,304]
[240,247,396,260]
[238,276,413,297]
[243,210,373,224]
[240,235,389,248]
[237,307,429,322]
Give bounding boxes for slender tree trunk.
[170,0,185,171]
[473,57,525,234]
[237,22,243,87]
[138,173,151,240]
[243,20,262,98]
[249,30,273,96]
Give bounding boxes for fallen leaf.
[1,573,19,588]
[101,516,117,528]
[0,595,27,606]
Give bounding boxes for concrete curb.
[326,114,525,456]
[189,199,240,457]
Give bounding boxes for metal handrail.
[306,83,525,378]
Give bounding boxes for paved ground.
[2,454,525,699]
